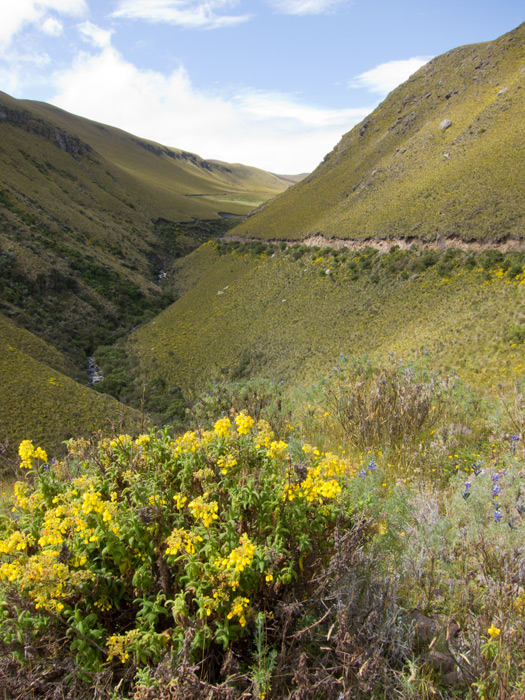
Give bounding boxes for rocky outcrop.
[0,102,91,158]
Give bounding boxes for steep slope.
[234,23,525,242]
[0,313,140,466]
[126,242,525,400]
[24,98,293,218]
[0,92,292,359]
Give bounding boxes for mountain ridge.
[0,90,295,362]
[233,22,525,242]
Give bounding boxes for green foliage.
[1,364,524,698]
[0,416,352,691]
[128,243,525,403]
[187,376,291,437]
[504,324,525,345]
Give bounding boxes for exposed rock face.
[132,137,233,174]
[439,118,452,131]
[54,128,83,156]
[1,104,91,158]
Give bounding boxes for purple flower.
[358,470,367,478]
[494,510,503,523]
[368,459,376,472]
[492,484,501,496]
[464,481,472,489]
[491,473,500,481]
[511,435,520,441]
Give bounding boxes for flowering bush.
[0,413,354,683]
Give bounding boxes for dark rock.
[410,610,438,642]
[428,650,456,674]
[442,670,462,687]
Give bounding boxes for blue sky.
[0,1,522,173]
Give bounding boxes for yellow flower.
[18,440,47,469]
[487,624,500,638]
[235,412,254,435]
[214,417,231,438]
[217,454,238,475]
[266,440,288,459]
[188,494,219,527]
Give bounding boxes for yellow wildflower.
[188,494,219,527]
[214,417,231,438]
[235,412,254,435]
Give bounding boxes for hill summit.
[234,22,525,243]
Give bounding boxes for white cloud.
[349,56,432,95]
[237,90,369,128]
[78,21,113,48]
[268,0,348,15]
[50,45,369,172]
[0,0,87,45]
[41,16,64,36]
[0,51,51,94]
[111,0,251,30]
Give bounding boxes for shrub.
[304,356,489,475]
[0,419,354,692]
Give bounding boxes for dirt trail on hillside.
[224,234,525,253]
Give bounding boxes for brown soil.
[224,234,525,253]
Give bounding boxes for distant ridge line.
[223,234,525,253]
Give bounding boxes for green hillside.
[1,22,525,699]
[0,313,140,467]
[234,22,525,242]
[126,241,525,400]
[0,91,291,360]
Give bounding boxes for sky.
[0,1,522,173]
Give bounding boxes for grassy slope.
[234,23,525,242]
[127,243,525,397]
[0,92,292,356]
[0,313,140,466]
[28,100,292,218]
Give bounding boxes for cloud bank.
[0,1,87,46]
[50,38,371,172]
